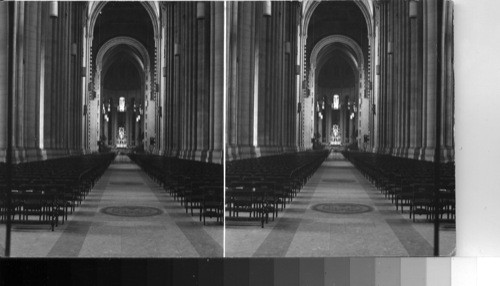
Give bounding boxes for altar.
[116,126,127,148]
[329,124,342,146]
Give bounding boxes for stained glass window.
[333,94,339,110]
[119,97,125,112]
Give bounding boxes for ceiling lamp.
[174,43,180,56]
[409,0,418,18]
[197,2,205,20]
[49,2,58,18]
[285,41,291,54]
[71,43,77,56]
[263,1,271,17]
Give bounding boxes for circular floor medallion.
[322,179,356,183]
[312,203,373,214]
[101,206,163,217]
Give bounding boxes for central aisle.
[7,154,223,257]
[225,152,455,257]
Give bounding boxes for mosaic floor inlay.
[100,206,163,217]
[312,203,373,214]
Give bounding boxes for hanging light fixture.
[285,41,291,54]
[49,2,58,18]
[71,43,77,56]
[174,43,180,56]
[409,0,418,18]
[263,1,272,17]
[196,2,205,19]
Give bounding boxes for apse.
[316,53,357,146]
[101,53,143,148]
[306,0,369,150]
[91,2,154,152]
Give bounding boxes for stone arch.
[309,35,365,100]
[302,0,373,37]
[300,1,373,150]
[316,47,359,87]
[306,34,367,149]
[88,1,159,39]
[96,36,150,74]
[88,36,152,151]
[102,47,145,81]
[84,2,159,152]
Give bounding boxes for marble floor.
[0,155,223,257]
[225,152,456,257]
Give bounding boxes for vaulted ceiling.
[92,2,155,67]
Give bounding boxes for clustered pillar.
[375,0,454,162]
[0,2,84,163]
[226,1,300,160]
[162,2,223,164]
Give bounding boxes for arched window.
[119,97,126,112]
[333,94,339,110]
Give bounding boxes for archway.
[93,37,151,152]
[309,35,368,150]
[302,0,373,37]
[84,2,158,152]
[315,47,359,147]
[301,0,372,151]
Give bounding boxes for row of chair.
[129,154,224,225]
[343,151,455,222]
[226,150,330,227]
[0,153,115,230]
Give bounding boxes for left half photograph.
[0,1,223,257]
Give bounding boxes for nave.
[225,152,455,257]
[0,154,222,257]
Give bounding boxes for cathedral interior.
[0,0,457,258]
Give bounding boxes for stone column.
[422,0,438,161]
[226,2,256,159]
[13,3,26,161]
[210,1,224,163]
[103,114,108,146]
[128,107,133,148]
[409,0,422,159]
[0,4,9,161]
[378,1,387,154]
[442,1,454,162]
[393,0,401,156]
[112,107,117,147]
[386,0,395,155]
[195,1,207,161]
[24,3,42,161]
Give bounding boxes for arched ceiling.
[89,1,159,19]
[317,53,356,89]
[306,0,369,74]
[307,1,367,53]
[92,2,154,66]
[103,52,141,91]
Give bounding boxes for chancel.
[0,1,223,257]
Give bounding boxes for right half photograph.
[225,0,455,257]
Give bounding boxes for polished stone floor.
[0,155,223,257]
[225,152,456,257]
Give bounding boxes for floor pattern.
[0,155,223,257]
[225,152,455,257]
